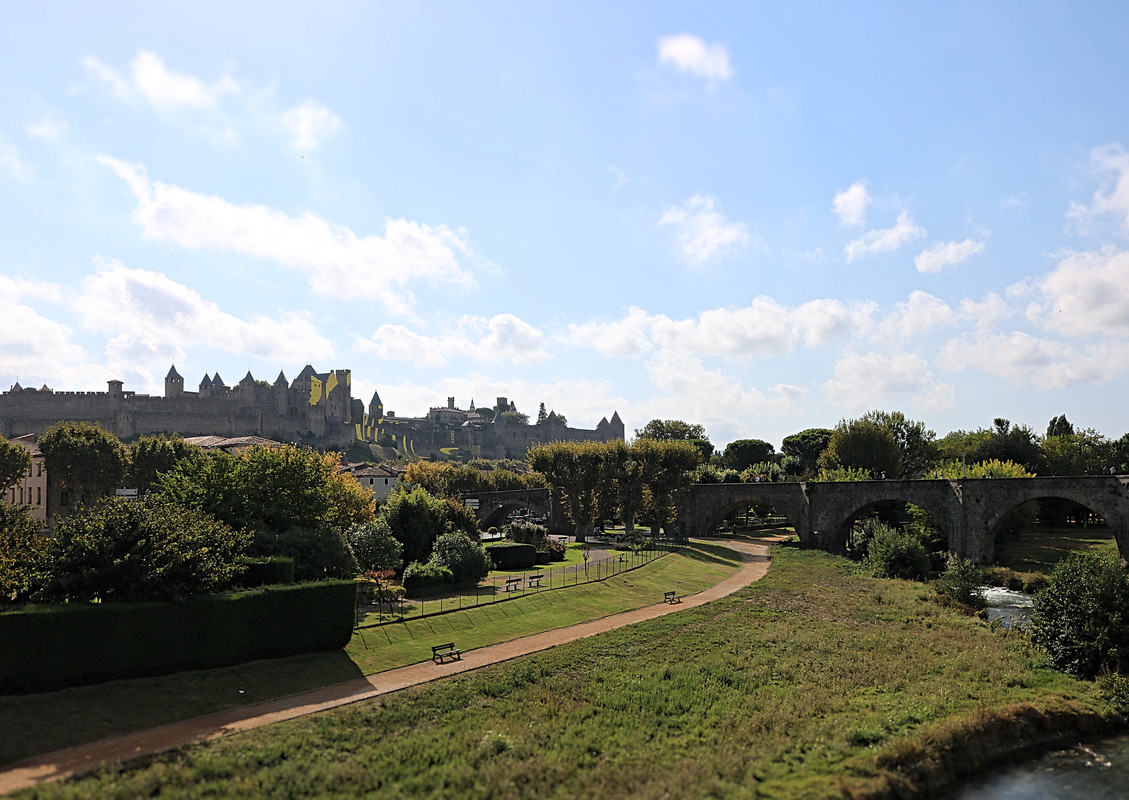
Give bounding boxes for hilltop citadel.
[0,365,624,460]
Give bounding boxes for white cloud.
[0,276,88,387]
[282,99,344,151]
[1068,143,1129,232]
[843,211,926,262]
[25,113,68,142]
[935,331,1129,389]
[99,156,476,314]
[656,34,733,82]
[76,259,334,367]
[84,51,239,111]
[659,194,750,265]
[832,180,870,226]
[914,238,986,273]
[355,314,548,367]
[879,291,955,339]
[958,293,1013,329]
[1032,247,1129,336]
[823,351,955,414]
[0,134,30,180]
[569,297,873,360]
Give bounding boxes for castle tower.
[165,365,184,398]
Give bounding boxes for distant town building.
[0,366,624,460]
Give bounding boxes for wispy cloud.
[98,156,476,314]
[1068,143,1129,232]
[843,210,926,262]
[914,238,985,273]
[84,51,240,111]
[656,34,733,83]
[659,194,750,265]
[282,99,344,151]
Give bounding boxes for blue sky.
[4,1,1129,450]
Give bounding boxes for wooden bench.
[664,591,680,604]
[504,577,522,593]
[528,574,543,588]
[432,642,462,663]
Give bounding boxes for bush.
[934,553,986,609]
[0,505,47,603]
[254,524,358,582]
[486,542,537,570]
[38,496,250,602]
[402,560,454,596]
[430,531,492,584]
[236,556,295,587]
[506,520,549,549]
[1029,550,1129,678]
[866,522,929,581]
[345,519,403,573]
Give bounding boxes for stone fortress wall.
[0,365,624,459]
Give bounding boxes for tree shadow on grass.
[678,543,746,567]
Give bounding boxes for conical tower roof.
[166,364,182,380]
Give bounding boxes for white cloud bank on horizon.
[98,156,476,314]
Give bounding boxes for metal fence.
[357,542,680,627]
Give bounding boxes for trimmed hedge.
[0,580,356,694]
[486,542,536,570]
[236,556,296,588]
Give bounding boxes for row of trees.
[527,439,702,541]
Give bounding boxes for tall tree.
[1046,414,1075,438]
[781,428,833,476]
[1041,428,1109,476]
[536,403,548,425]
[127,434,201,493]
[721,439,775,472]
[527,441,610,542]
[818,418,901,478]
[0,435,32,495]
[860,410,937,478]
[634,419,713,459]
[38,422,127,505]
[637,440,702,537]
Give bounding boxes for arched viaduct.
[469,477,1129,561]
[678,477,1129,562]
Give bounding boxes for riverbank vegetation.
[18,546,1121,800]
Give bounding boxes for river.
[948,734,1129,798]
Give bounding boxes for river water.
[948,734,1129,798]
[982,586,1033,628]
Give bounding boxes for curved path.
[0,538,777,795]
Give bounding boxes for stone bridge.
[678,476,1129,562]
[465,488,570,534]
[469,477,1129,561]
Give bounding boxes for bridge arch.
[463,488,570,535]
[678,483,811,543]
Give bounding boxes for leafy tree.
[637,440,701,537]
[935,428,991,464]
[1041,428,1109,476]
[818,418,901,478]
[860,410,936,478]
[345,519,403,573]
[1046,414,1075,438]
[255,524,357,581]
[981,418,1044,473]
[634,419,713,459]
[499,410,530,425]
[37,496,250,602]
[781,428,833,476]
[527,441,609,542]
[926,459,1035,479]
[0,435,31,494]
[866,521,930,581]
[429,531,492,584]
[1030,550,1129,678]
[127,434,200,493]
[722,439,775,472]
[934,554,986,609]
[378,486,445,565]
[740,462,781,482]
[437,496,481,540]
[0,503,46,602]
[38,421,127,505]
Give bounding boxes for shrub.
[430,531,492,584]
[402,560,454,595]
[345,519,403,573]
[254,524,358,582]
[506,520,549,549]
[866,522,929,581]
[38,496,250,602]
[486,542,537,569]
[934,554,986,609]
[0,504,47,603]
[236,556,295,587]
[1029,550,1129,678]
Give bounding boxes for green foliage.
[38,421,128,503]
[401,560,454,595]
[740,462,781,482]
[505,519,550,549]
[819,417,902,477]
[927,458,1035,479]
[527,441,611,541]
[485,541,537,569]
[934,554,986,609]
[236,556,295,587]
[0,503,47,602]
[866,520,930,581]
[722,439,775,471]
[1041,428,1110,476]
[499,410,530,425]
[0,435,31,493]
[780,428,832,476]
[37,496,251,602]
[1046,413,1075,438]
[430,532,492,583]
[400,460,543,497]
[126,434,200,493]
[438,497,480,540]
[634,418,712,459]
[693,464,742,483]
[859,410,937,478]
[255,525,358,581]
[816,465,873,482]
[1030,550,1129,678]
[378,486,446,565]
[344,519,403,573]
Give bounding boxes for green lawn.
[13,545,1118,800]
[0,541,741,768]
[994,524,1119,575]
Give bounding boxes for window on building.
[36,486,41,505]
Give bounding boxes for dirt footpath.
[0,538,776,795]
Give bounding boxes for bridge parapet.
[462,488,570,535]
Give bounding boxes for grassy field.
[14,545,1118,800]
[988,524,1120,589]
[0,541,741,768]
